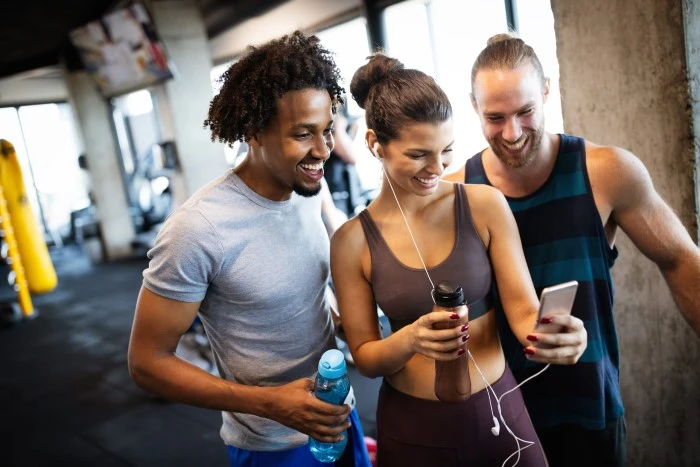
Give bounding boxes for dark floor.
[0,245,381,467]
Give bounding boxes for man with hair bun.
[128,31,370,467]
[446,33,700,466]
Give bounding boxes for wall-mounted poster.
[69,3,173,98]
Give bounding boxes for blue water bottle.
[310,349,352,463]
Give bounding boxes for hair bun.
[486,33,520,47]
[350,53,404,109]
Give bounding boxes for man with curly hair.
[128,31,370,467]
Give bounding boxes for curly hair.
[204,31,345,147]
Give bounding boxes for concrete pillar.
[65,71,135,260]
[148,0,229,198]
[550,0,700,464]
[684,0,700,231]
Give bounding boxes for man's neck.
[234,155,293,202]
[483,132,560,198]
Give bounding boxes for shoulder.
[459,183,512,247]
[331,215,366,255]
[155,207,223,257]
[585,141,645,173]
[330,215,368,275]
[462,183,509,213]
[585,140,653,203]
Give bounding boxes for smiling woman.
[329,52,588,467]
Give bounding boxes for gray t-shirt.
[143,171,335,451]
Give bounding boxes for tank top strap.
[358,209,381,246]
[453,183,494,319]
[453,182,469,232]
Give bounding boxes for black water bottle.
[432,280,471,402]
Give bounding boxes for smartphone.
[533,281,579,348]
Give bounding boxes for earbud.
[491,416,500,436]
[372,142,381,160]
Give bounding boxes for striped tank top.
[465,134,624,430]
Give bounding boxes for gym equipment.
[0,139,57,295]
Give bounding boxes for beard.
[292,180,323,197]
[489,125,544,169]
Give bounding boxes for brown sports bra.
[358,184,493,332]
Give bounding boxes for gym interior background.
[0,0,698,465]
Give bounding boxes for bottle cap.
[318,349,346,379]
[433,280,465,307]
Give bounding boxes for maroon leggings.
[376,367,548,467]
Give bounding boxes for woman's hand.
[524,315,588,365]
[406,308,470,361]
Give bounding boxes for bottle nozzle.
[433,280,465,307]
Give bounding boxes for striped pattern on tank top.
[465,134,624,430]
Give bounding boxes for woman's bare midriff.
[386,309,506,400]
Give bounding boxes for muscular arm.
[603,147,700,336]
[129,287,255,410]
[128,287,350,442]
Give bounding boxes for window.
[385,0,509,173]
[514,0,564,133]
[0,104,85,241]
[383,0,563,173]
[111,89,174,233]
[385,2,435,77]
[315,18,379,192]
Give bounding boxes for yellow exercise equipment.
[0,139,57,295]
[0,185,34,317]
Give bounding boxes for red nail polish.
[450,313,460,319]
[524,348,535,355]
[457,348,465,356]
[540,317,552,324]
[462,335,470,342]
[461,324,469,332]
[527,334,538,341]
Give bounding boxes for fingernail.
[527,334,538,341]
[462,335,469,342]
[457,348,465,356]
[540,317,552,324]
[524,348,535,355]
[461,324,469,332]
[450,313,459,319]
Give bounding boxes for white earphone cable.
[382,168,435,293]
[379,154,548,467]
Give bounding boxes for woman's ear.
[365,130,380,159]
